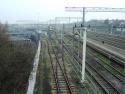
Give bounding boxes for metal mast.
[65,7,125,83]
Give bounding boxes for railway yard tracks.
[44,31,125,94]
[63,35,125,94]
[87,32,125,50]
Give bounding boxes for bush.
[0,23,10,46]
[0,23,37,94]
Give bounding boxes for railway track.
[63,39,123,94]
[87,48,124,82]
[87,41,125,66]
[87,32,125,50]
[86,63,120,94]
[47,39,74,94]
[65,35,125,81]
[67,34,125,66]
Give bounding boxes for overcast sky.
[0,0,125,23]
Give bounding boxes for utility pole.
[82,7,85,26]
[82,8,87,82]
[81,27,86,82]
[55,17,83,76]
[65,7,87,83]
[82,7,86,82]
[55,17,83,59]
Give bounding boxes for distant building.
[116,28,125,32]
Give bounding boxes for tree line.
[0,23,37,94]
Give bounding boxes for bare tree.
[0,23,10,46]
[0,23,37,94]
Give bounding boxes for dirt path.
[34,40,52,94]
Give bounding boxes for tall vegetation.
[0,23,9,46]
[0,23,37,94]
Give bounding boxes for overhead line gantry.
[65,7,125,83]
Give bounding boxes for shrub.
[0,23,37,94]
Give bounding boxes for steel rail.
[48,39,74,94]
